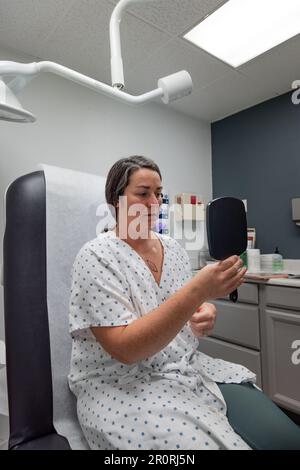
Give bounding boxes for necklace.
[145,259,158,272]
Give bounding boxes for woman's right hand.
[194,255,247,301]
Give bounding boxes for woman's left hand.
[189,302,217,338]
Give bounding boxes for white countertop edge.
[193,269,300,288]
[260,278,300,287]
[248,278,300,288]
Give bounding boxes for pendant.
[146,259,158,272]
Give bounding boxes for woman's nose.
[148,194,160,206]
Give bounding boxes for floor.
[0,414,8,450]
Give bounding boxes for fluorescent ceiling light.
[184,0,300,68]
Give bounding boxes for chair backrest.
[3,165,113,449]
[4,171,54,448]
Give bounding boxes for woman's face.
[117,168,163,237]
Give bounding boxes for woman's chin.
[139,216,157,231]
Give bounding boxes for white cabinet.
[198,281,300,415]
[199,282,262,387]
[260,285,300,414]
[210,300,260,349]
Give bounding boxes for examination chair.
[3,171,71,449]
[3,166,111,450]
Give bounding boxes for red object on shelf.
[190,195,197,204]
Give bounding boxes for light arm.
[37,61,164,104]
[110,0,153,88]
[0,60,192,105]
[0,0,193,122]
[0,60,165,105]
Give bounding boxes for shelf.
[174,203,205,221]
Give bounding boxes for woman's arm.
[91,255,246,365]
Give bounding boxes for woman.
[68,156,300,450]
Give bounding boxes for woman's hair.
[105,156,162,210]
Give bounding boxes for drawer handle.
[230,289,238,303]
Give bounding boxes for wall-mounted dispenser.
[292,198,300,226]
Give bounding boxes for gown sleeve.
[69,242,138,334]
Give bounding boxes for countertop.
[200,259,300,289]
[244,276,300,288]
[192,269,300,288]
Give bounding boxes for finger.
[190,320,213,330]
[237,267,248,279]
[190,319,213,328]
[191,326,208,338]
[227,267,247,291]
[219,255,239,272]
[227,265,247,284]
[225,259,244,278]
[190,311,214,322]
[202,329,213,337]
[196,302,216,312]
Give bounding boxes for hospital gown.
[68,230,256,450]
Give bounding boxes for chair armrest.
[11,432,71,450]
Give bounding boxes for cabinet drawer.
[236,282,258,304]
[198,336,262,388]
[212,300,260,349]
[266,286,300,311]
[220,282,258,304]
[263,308,300,414]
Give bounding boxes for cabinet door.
[237,282,259,304]
[212,300,260,349]
[198,336,262,388]
[266,286,300,311]
[219,282,258,304]
[263,308,300,414]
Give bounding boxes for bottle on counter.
[272,247,284,273]
[247,248,261,273]
[155,193,169,234]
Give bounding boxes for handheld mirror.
[206,197,247,302]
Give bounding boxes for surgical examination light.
[0,0,193,123]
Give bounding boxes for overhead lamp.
[0,78,35,122]
[0,0,193,123]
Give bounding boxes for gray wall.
[0,46,212,341]
[212,91,300,259]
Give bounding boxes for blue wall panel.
[212,91,300,258]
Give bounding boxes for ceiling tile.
[125,37,233,95]
[239,34,300,97]
[36,0,170,85]
[110,0,227,36]
[34,0,113,84]
[170,71,280,122]
[0,0,75,54]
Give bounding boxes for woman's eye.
[137,192,162,198]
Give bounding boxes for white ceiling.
[0,0,300,123]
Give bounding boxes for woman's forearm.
[92,256,245,365]
[99,275,208,365]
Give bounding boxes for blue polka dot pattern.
[68,231,256,450]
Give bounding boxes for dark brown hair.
[105,156,162,211]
